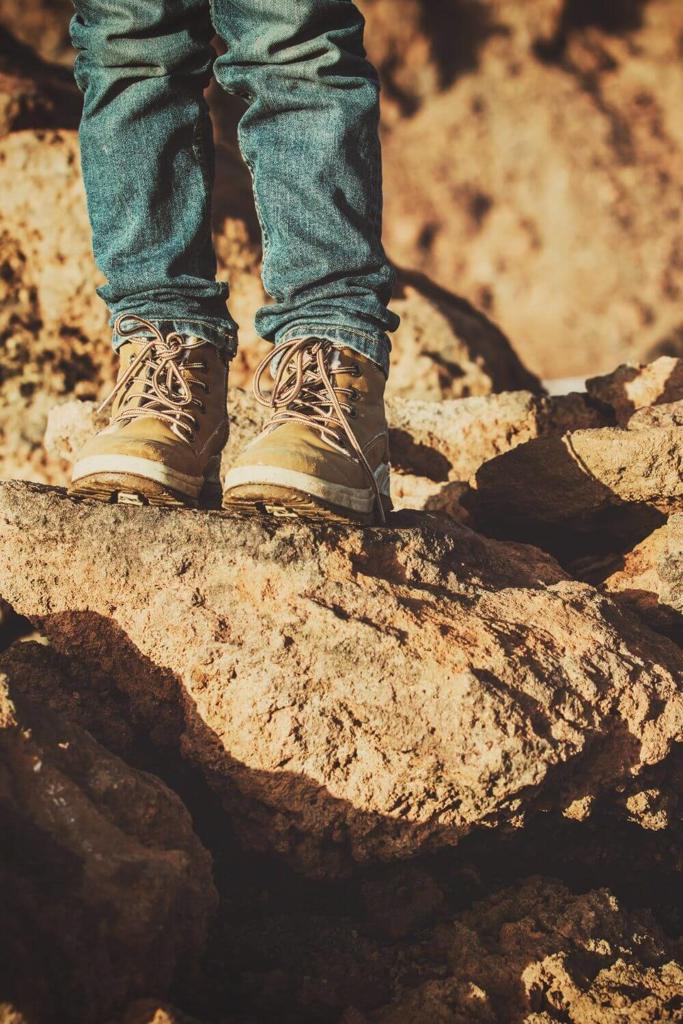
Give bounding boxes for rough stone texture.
[471,426,683,536]
[0,655,217,1024]
[44,398,106,471]
[586,357,683,427]
[0,481,681,877]
[604,514,683,644]
[629,399,683,431]
[387,389,606,484]
[0,130,113,484]
[366,880,683,1024]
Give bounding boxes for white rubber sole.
[223,462,390,515]
[71,454,204,499]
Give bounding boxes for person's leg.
[68,0,233,507]
[70,0,237,353]
[218,0,397,523]
[210,0,398,375]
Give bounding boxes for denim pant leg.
[70,0,238,355]
[211,0,399,375]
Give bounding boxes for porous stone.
[586,358,683,426]
[0,481,681,877]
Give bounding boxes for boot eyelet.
[349,387,359,401]
[352,364,361,377]
[348,408,358,419]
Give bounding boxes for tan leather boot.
[69,315,229,507]
[222,337,392,524]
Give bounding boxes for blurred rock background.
[5,0,683,378]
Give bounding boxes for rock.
[628,399,683,431]
[586,357,683,426]
[368,879,683,1024]
[0,656,217,1024]
[387,389,606,483]
[0,129,115,483]
[0,481,681,877]
[44,398,107,469]
[469,426,683,559]
[604,515,683,642]
[383,269,540,401]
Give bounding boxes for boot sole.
[69,457,221,510]
[68,471,200,508]
[222,484,392,526]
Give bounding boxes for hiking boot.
[222,337,392,524]
[69,314,229,507]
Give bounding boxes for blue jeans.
[69,0,399,375]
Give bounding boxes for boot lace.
[98,314,209,444]
[252,337,386,523]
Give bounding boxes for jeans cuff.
[277,323,391,377]
[111,316,239,358]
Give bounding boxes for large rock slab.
[0,481,681,877]
[0,655,217,1024]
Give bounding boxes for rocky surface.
[3,4,683,1021]
[367,880,683,1024]
[387,388,606,485]
[586,357,683,427]
[0,653,217,1024]
[0,480,682,881]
